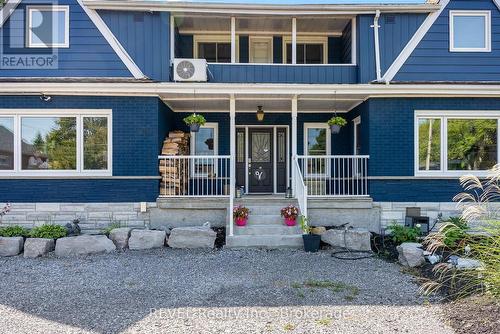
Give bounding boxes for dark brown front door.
[248,128,274,193]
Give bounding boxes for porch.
[157,93,371,240]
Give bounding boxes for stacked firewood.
[159,131,190,196]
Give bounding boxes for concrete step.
[247,214,285,225]
[234,224,302,236]
[225,234,304,249]
[244,205,290,216]
[235,198,298,208]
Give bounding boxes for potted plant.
[280,205,299,226]
[233,205,250,227]
[183,113,206,132]
[327,116,347,134]
[300,216,321,252]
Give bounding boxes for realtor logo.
[0,0,64,70]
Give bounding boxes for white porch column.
[292,17,297,64]
[231,17,236,63]
[229,95,236,236]
[291,95,298,194]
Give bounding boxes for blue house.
[0,0,499,248]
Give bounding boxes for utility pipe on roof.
[372,10,382,81]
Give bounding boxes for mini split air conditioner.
[173,58,207,82]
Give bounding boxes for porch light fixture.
[256,106,264,122]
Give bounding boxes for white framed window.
[284,37,328,64]
[26,5,69,48]
[193,35,239,63]
[304,123,331,176]
[415,110,499,177]
[249,36,273,64]
[190,123,218,177]
[449,10,491,52]
[0,109,112,176]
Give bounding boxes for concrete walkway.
[0,249,454,334]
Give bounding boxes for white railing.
[296,155,369,197]
[293,157,308,219]
[158,155,231,197]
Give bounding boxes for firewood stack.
[159,131,190,196]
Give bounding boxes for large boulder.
[311,227,327,235]
[109,228,132,250]
[128,230,166,250]
[55,235,116,257]
[0,237,24,257]
[321,228,372,251]
[397,242,425,267]
[23,238,55,258]
[167,226,216,249]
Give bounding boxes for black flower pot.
[302,234,321,253]
[330,124,341,134]
[190,123,201,132]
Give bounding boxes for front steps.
[225,196,304,249]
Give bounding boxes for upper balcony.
[172,14,357,84]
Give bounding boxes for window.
[286,43,325,64]
[0,110,111,176]
[197,42,231,63]
[191,123,218,176]
[27,5,69,48]
[304,124,330,175]
[450,11,491,52]
[250,37,272,63]
[415,111,499,176]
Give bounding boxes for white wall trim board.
[0,0,21,28]
[494,0,500,11]
[76,0,146,79]
[381,0,450,83]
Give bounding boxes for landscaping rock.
[456,257,483,270]
[397,243,425,267]
[0,237,24,257]
[55,235,116,257]
[320,228,372,251]
[311,226,327,235]
[128,230,166,250]
[23,238,55,258]
[167,226,216,249]
[426,254,442,265]
[109,227,132,250]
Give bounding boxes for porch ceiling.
[160,93,366,113]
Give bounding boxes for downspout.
[372,10,382,81]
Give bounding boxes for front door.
[248,128,274,193]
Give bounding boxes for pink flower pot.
[235,217,248,226]
[284,217,296,226]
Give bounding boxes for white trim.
[353,116,361,155]
[0,0,22,28]
[303,123,331,178]
[292,17,297,65]
[351,17,357,66]
[193,35,239,62]
[382,0,450,83]
[249,36,273,64]
[231,17,236,63]
[170,14,175,64]
[414,110,499,178]
[283,36,328,64]
[190,123,219,177]
[495,0,500,11]
[372,10,381,80]
[449,10,491,53]
[0,109,112,177]
[26,5,70,48]
[76,0,145,79]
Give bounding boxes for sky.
[165,0,427,4]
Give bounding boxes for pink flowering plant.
[280,205,299,220]
[0,203,11,223]
[233,205,250,221]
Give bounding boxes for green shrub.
[29,224,67,239]
[442,216,469,249]
[0,225,29,237]
[387,222,421,245]
[101,222,121,236]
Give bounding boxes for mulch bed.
[443,295,500,334]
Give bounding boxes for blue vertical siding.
[396,0,500,81]
[176,32,193,58]
[357,15,376,82]
[0,0,131,77]
[0,95,174,202]
[98,10,171,81]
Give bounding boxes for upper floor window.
[286,42,325,64]
[194,36,232,63]
[449,10,491,52]
[415,111,499,176]
[27,5,69,48]
[0,110,111,176]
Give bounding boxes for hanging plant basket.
[183,113,206,133]
[327,116,347,134]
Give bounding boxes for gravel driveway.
[0,249,454,334]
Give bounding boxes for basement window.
[450,10,491,52]
[27,5,69,48]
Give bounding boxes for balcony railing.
[296,155,369,197]
[207,63,358,84]
[158,155,231,197]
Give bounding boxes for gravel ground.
[0,249,454,334]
